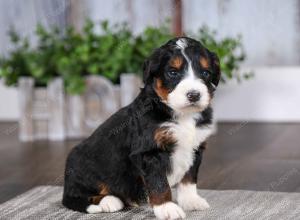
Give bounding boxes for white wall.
[0,0,68,56]
[213,67,300,122]
[86,0,172,34]
[3,0,299,65]
[86,0,300,66]
[183,0,300,66]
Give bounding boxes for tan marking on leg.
[149,188,172,206]
[88,183,110,205]
[99,183,110,195]
[89,195,105,204]
[181,172,193,185]
[154,126,176,150]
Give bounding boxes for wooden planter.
[18,74,142,142]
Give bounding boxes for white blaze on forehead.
[176,38,194,79]
[175,38,188,50]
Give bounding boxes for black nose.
[187,90,200,102]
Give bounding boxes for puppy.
[62,37,220,219]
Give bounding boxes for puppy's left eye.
[167,71,180,78]
[202,70,210,78]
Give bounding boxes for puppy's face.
[143,37,220,114]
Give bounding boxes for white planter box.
[18,74,142,141]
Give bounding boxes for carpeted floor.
[0,186,299,220]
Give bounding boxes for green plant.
[195,25,253,82]
[56,20,135,93]
[131,21,174,74]
[0,30,31,86]
[55,23,91,94]
[0,20,252,95]
[97,21,134,82]
[29,25,63,86]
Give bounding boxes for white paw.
[100,195,124,212]
[153,202,186,219]
[86,195,124,213]
[178,194,210,211]
[86,204,102,214]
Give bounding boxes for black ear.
[210,52,221,87]
[142,48,164,84]
[142,59,151,84]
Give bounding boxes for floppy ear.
[210,52,221,87]
[142,59,151,84]
[142,48,163,84]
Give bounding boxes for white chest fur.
[165,114,213,187]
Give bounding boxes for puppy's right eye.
[167,71,180,78]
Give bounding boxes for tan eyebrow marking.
[169,56,183,69]
[200,57,209,69]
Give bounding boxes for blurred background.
[0,0,299,203]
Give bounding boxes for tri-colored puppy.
[62,37,220,219]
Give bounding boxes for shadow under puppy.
[62,37,220,219]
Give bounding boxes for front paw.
[153,202,186,219]
[177,194,210,211]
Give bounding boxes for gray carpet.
[0,186,299,220]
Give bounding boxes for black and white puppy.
[62,37,220,219]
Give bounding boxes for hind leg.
[86,195,124,213]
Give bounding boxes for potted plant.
[0,21,143,140]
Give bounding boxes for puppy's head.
[143,37,220,114]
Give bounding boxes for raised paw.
[177,194,210,211]
[153,201,186,220]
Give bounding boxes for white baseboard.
[1,66,300,122]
